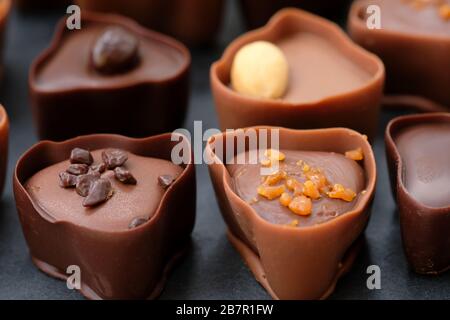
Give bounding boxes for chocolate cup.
[210,8,385,141]
[75,0,225,46]
[239,0,352,29]
[29,12,191,142]
[348,0,450,111]
[0,105,9,198]
[14,0,70,11]
[206,127,376,299]
[13,133,196,299]
[385,113,450,275]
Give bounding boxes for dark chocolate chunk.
[114,167,137,185]
[102,149,128,169]
[158,174,175,189]
[66,164,89,175]
[129,217,148,229]
[83,178,113,207]
[70,148,93,165]
[89,162,106,175]
[91,26,139,74]
[59,172,78,188]
[76,173,100,197]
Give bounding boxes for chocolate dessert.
[0,104,8,198]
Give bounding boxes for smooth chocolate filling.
[359,0,450,37]
[394,123,450,208]
[35,21,186,91]
[228,150,365,226]
[25,149,182,231]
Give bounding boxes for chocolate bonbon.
[206,127,376,299]
[0,105,8,198]
[348,0,450,111]
[385,113,450,274]
[211,8,384,140]
[29,12,190,141]
[13,133,196,299]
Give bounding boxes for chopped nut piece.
[76,173,100,197]
[158,174,175,189]
[327,184,357,202]
[288,195,312,216]
[439,4,450,20]
[303,180,321,199]
[279,192,292,207]
[89,163,106,175]
[264,170,286,185]
[345,147,364,161]
[257,184,285,200]
[102,149,128,169]
[59,172,77,188]
[83,178,114,207]
[70,148,93,165]
[66,164,89,176]
[114,167,137,185]
[129,217,148,229]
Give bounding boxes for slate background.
[0,1,448,300]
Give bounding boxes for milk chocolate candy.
[0,105,9,198]
[348,0,450,111]
[239,0,352,29]
[385,113,450,274]
[29,12,190,141]
[206,127,376,299]
[211,9,384,140]
[75,0,225,46]
[13,133,196,299]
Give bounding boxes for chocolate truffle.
[14,133,196,299]
[75,0,225,46]
[348,0,450,111]
[385,113,450,274]
[0,105,8,198]
[207,127,376,299]
[29,12,190,141]
[211,8,384,140]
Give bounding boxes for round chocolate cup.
[13,133,196,299]
[385,113,450,275]
[0,104,9,198]
[239,0,352,29]
[210,8,385,141]
[348,0,450,112]
[29,12,191,142]
[206,126,377,299]
[75,0,225,46]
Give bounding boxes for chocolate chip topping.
[114,167,137,185]
[76,173,100,197]
[129,217,148,229]
[59,172,77,188]
[91,26,139,75]
[83,178,113,207]
[102,149,128,169]
[158,174,175,189]
[70,148,93,165]
[66,164,89,176]
[89,162,106,175]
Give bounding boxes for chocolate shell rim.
[385,112,450,212]
[206,126,377,231]
[0,104,7,130]
[210,8,385,107]
[29,11,191,94]
[349,0,450,42]
[14,132,194,234]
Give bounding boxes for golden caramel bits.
[260,149,286,167]
[288,219,299,227]
[264,170,287,185]
[439,4,450,20]
[279,192,292,207]
[303,180,321,200]
[345,147,364,161]
[289,195,312,216]
[258,185,285,200]
[327,184,357,202]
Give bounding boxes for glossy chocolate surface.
[30,12,190,141]
[211,8,384,140]
[207,127,376,299]
[228,150,365,226]
[14,133,196,299]
[0,105,8,197]
[26,149,183,231]
[349,0,450,109]
[386,113,450,274]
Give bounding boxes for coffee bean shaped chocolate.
[83,178,113,207]
[102,149,128,169]
[70,148,93,165]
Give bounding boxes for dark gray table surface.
[0,1,448,300]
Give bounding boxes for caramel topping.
[345,147,364,161]
[264,170,287,185]
[439,4,450,20]
[288,195,312,216]
[327,184,357,202]
[279,192,292,207]
[257,185,286,200]
[288,219,299,227]
[303,180,321,200]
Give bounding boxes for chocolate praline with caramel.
[29,12,190,141]
[13,133,196,299]
[385,112,450,274]
[206,127,376,299]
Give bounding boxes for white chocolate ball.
[231,41,289,99]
